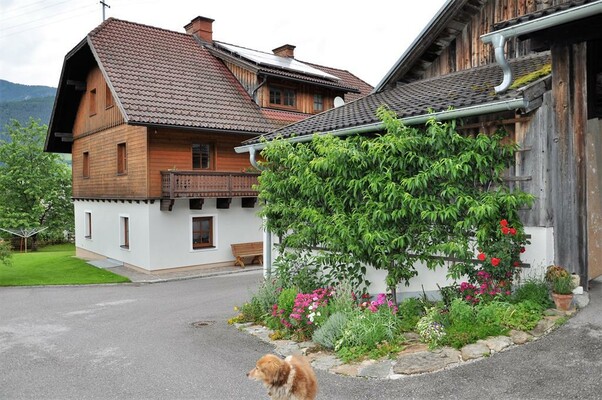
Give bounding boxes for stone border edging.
[235,307,578,380]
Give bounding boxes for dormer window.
[269,86,296,108]
[313,94,323,112]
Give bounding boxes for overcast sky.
[0,0,447,88]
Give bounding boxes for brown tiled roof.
[89,18,275,133]
[302,62,373,103]
[261,109,309,128]
[244,52,551,145]
[493,0,596,30]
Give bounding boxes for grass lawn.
[0,243,130,286]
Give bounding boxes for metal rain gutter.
[235,97,529,157]
[481,0,602,93]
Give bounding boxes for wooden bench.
[231,241,263,268]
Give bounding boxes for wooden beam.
[160,199,174,212]
[66,80,86,91]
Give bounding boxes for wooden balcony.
[161,170,260,199]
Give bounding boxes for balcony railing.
[161,170,260,199]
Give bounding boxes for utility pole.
[100,0,110,21]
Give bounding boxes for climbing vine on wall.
[258,107,533,295]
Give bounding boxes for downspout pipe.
[487,34,512,93]
[481,0,602,93]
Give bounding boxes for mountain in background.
[0,80,56,130]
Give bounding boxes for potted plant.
[545,265,576,311]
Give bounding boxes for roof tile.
[246,52,551,144]
[90,18,275,133]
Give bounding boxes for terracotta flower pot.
[552,292,573,311]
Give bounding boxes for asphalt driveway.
[1,271,601,399]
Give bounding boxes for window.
[192,144,213,170]
[120,216,129,249]
[313,94,323,112]
[269,86,296,108]
[117,143,127,174]
[89,88,97,115]
[192,216,213,249]
[83,152,90,178]
[85,212,92,239]
[105,83,114,109]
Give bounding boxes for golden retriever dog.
[247,353,318,400]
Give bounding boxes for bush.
[500,300,544,331]
[254,278,282,315]
[512,279,553,309]
[273,250,326,293]
[0,240,12,267]
[439,299,507,349]
[397,297,426,332]
[266,287,299,331]
[312,312,348,349]
[337,307,404,354]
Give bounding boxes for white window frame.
[119,214,130,250]
[84,211,92,239]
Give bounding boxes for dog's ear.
[271,358,290,386]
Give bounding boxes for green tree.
[0,119,73,245]
[258,107,533,298]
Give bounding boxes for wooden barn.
[237,0,602,294]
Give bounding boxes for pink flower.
[491,257,501,267]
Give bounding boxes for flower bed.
[230,275,560,362]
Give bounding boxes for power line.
[0,0,73,22]
[0,4,96,38]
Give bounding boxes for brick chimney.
[272,44,296,58]
[184,16,214,42]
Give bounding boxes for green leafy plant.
[545,265,575,294]
[500,300,544,331]
[455,219,529,304]
[336,307,404,360]
[397,297,426,332]
[551,274,575,295]
[312,312,348,349]
[0,239,12,267]
[512,279,554,309]
[416,307,447,349]
[259,108,532,299]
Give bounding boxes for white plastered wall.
[266,225,555,297]
[74,198,263,271]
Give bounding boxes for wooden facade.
[406,0,602,282]
[72,123,148,199]
[222,60,340,114]
[148,129,257,198]
[72,67,124,137]
[423,0,571,79]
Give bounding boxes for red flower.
[500,219,509,227]
[491,257,501,267]
[502,227,510,235]
[520,247,526,253]
[509,227,517,235]
[477,253,486,261]
[513,261,520,267]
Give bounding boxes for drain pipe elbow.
[491,34,512,93]
[249,147,263,170]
